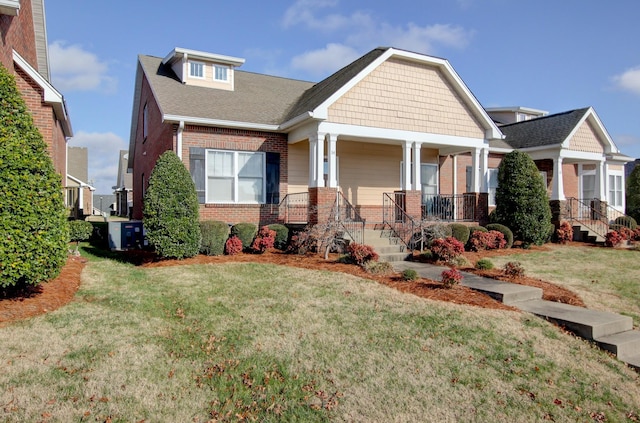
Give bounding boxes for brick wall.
[0,0,37,70]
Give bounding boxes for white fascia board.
[485,106,548,116]
[279,112,315,131]
[67,174,95,189]
[0,0,20,16]
[162,47,245,67]
[12,50,72,136]
[488,146,513,154]
[163,114,280,132]
[312,47,503,141]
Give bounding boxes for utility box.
[108,220,147,251]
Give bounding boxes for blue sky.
[45,0,640,194]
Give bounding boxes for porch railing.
[335,192,365,245]
[382,192,419,251]
[422,194,476,222]
[564,197,611,239]
[279,192,309,224]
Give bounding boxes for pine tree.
[0,63,69,288]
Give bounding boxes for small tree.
[69,220,93,255]
[0,63,69,288]
[493,151,552,247]
[143,151,201,259]
[626,165,640,223]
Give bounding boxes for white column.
[412,142,421,190]
[327,133,338,188]
[596,160,606,200]
[551,156,565,201]
[480,148,489,192]
[403,141,412,190]
[452,155,458,195]
[308,137,317,187]
[315,133,325,188]
[471,148,480,192]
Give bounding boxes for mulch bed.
[0,244,588,325]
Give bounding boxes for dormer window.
[214,65,229,82]
[189,61,205,79]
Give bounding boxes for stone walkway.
[392,260,640,370]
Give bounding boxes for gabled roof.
[498,108,591,149]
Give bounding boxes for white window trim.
[205,149,266,204]
[213,64,230,82]
[608,169,624,210]
[400,162,438,196]
[189,60,205,79]
[578,165,597,200]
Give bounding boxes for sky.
[44,0,640,194]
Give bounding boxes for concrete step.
[518,300,633,340]
[595,331,640,361]
[460,274,543,306]
[624,354,640,370]
[375,245,406,254]
[379,252,411,263]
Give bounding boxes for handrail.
[335,191,365,244]
[564,197,609,238]
[279,192,309,224]
[382,192,418,251]
[422,194,476,222]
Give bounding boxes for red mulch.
[0,244,588,325]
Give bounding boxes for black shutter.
[190,147,205,203]
[266,152,280,204]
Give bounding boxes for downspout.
[177,120,185,160]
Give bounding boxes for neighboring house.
[92,193,116,216]
[113,150,133,217]
[127,46,631,240]
[0,0,72,180]
[66,146,94,219]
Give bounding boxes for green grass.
[1,253,639,421]
[487,244,640,326]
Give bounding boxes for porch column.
[471,148,480,192]
[551,156,565,201]
[308,133,325,188]
[480,148,489,192]
[412,142,421,191]
[308,137,317,187]
[402,141,412,190]
[327,133,338,188]
[596,160,606,200]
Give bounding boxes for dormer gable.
[486,106,548,125]
[0,0,20,16]
[161,47,245,91]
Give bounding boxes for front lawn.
[1,254,639,421]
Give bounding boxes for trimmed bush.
[468,230,506,251]
[485,223,513,248]
[250,226,276,254]
[402,268,419,281]
[0,63,69,288]
[199,220,229,256]
[143,151,201,259]
[614,215,637,230]
[69,220,93,244]
[430,237,464,262]
[605,230,624,247]
[555,221,574,244]
[230,222,257,250]
[363,261,394,275]
[475,258,494,270]
[448,223,470,245]
[225,236,243,255]
[441,268,463,288]
[346,243,378,265]
[493,150,552,247]
[502,261,525,279]
[465,226,487,250]
[422,224,452,248]
[267,223,289,250]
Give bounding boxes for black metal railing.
[422,194,476,222]
[382,192,418,250]
[279,192,309,224]
[564,197,610,238]
[335,191,365,244]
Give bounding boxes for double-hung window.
[609,173,623,209]
[488,168,499,206]
[214,65,229,82]
[189,61,205,79]
[206,150,264,203]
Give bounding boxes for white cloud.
[49,41,117,93]
[612,66,640,96]
[282,0,363,31]
[68,131,126,194]
[291,43,360,76]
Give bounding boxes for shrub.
[250,226,276,254]
[267,224,289,250]
[475,258,494,270]
[402,268,419,281]
[230,223,257,250]
[493,150,552,247]
[605,230,624,248]
[430,237,464,262]
[0,63,69,288]
[555,221,574,244]
[626,165,640,223]
[468,230,506,251]
[441,268,463,288]
[448,223,470,245]
[346,243,379,265]
[199,220,229,256]
[618,226,634,241]
[502,261,525,279]
[422,224,453,248]
[225,236,243,255]
[362,261,394,275]
[465,226,487,250]
[614,215,637,230]
[449,255,471,268]
[485,223,513,248]
[287,227,315,255]
[143,151,201,259]
[69,220,93,255]
[634,228,640,241]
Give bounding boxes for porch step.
[595,331,640,362]
[517,300,633,340]
[572,224,605,244]
[378,252,411,263]
[364,228,408,263]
